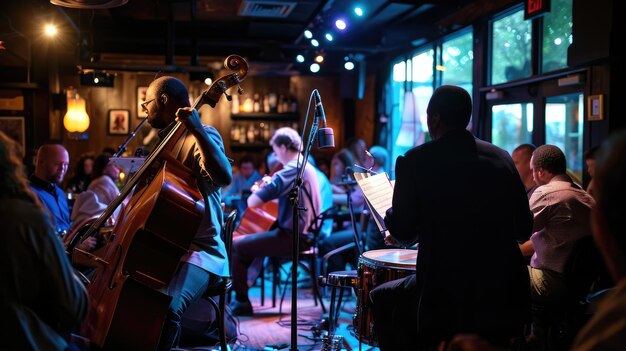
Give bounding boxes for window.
[385,28,474,176]
[390,50,434,173]
[491,103,534,155]
[491,8,532,85]
[545,93,584,182]
[541,0,573,72]
[441,29,474,94]
[441,29,474,131]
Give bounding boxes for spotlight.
[344,61,355,70]
[80,71,115,87]
[44,23,58,37]
[335,19,347,30]
[311,39,319,47]
[310,63,320,73]
[315,55,324,63]
[354,7,364,16]
[304,30,313,39]
[325,33,333,42]
[204,77,213,86]
[296,54,305,63]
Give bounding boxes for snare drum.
[354,248,417,346]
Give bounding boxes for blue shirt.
[223,169,262,215]
[315,168,334,238]
[29,175,71,235]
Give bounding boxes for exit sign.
[525,0,551,20]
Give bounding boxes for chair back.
[564,235,603,301]
[223,209,238,269]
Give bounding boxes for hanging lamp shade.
[63,91,90,133]
[395,90,423,147]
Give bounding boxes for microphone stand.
[342,176,363,256]
[114,118,147,157]
[288,94,320,351]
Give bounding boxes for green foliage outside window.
[542,0,573,72]
[491,9,532,85]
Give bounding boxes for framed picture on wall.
[137,86,148,118]
[108,109,130,135]
[0,117,25,156]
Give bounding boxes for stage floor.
[176,266,380,351]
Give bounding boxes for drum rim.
[359,248,417,269]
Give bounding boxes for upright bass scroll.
[76,55,248,351]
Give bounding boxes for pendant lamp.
[63,89,90,133]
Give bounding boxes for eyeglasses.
[141,97,157,110]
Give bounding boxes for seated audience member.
[67,153,95,195]
[262,149,280,175]
[222,154,262,215]
[329,148,364,209]
[319,148,365,274]
[584,145,600,198]
[315,156,331,179]
[571,132,626,350]
[69,153,121,238]
[29,143,72,238]
[368,145,389,175]
[512,143,537,199]
[0,131,89,350]
[518,145,595,344]
[346,137,368,169]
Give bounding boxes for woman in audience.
[0,131,89,350]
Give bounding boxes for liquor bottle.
[263,122,271,141]
[231,93,239,115]
[268,93,277,113]
[246,123,255,143]
[254,123,261,143]
[253,93,261,113]
[238,126,246,144]
[232,123,240,142]
[263,94,270,113]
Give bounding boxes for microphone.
[314,90,335,149]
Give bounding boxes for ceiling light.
[325,33,333,42]
[50,0,128,9]
[335,19,347,30]
[296,54,305,63]
[44,24,58,37]
[311,39,319,47]
[354,7,364,16]
[310,63,320,73]
[344,61,355,70]
[314,55,324,63]
[304,30,313,39]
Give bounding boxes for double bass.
[70,55,248,350]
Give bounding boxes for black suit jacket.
[385,129,532,344]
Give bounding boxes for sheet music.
[110,157,145,175]
[354,172,394,234]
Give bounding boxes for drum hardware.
[318,249,417,349]
[321,334,344,351]
[353,248,417,347]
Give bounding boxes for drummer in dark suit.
[371,85,532,350]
